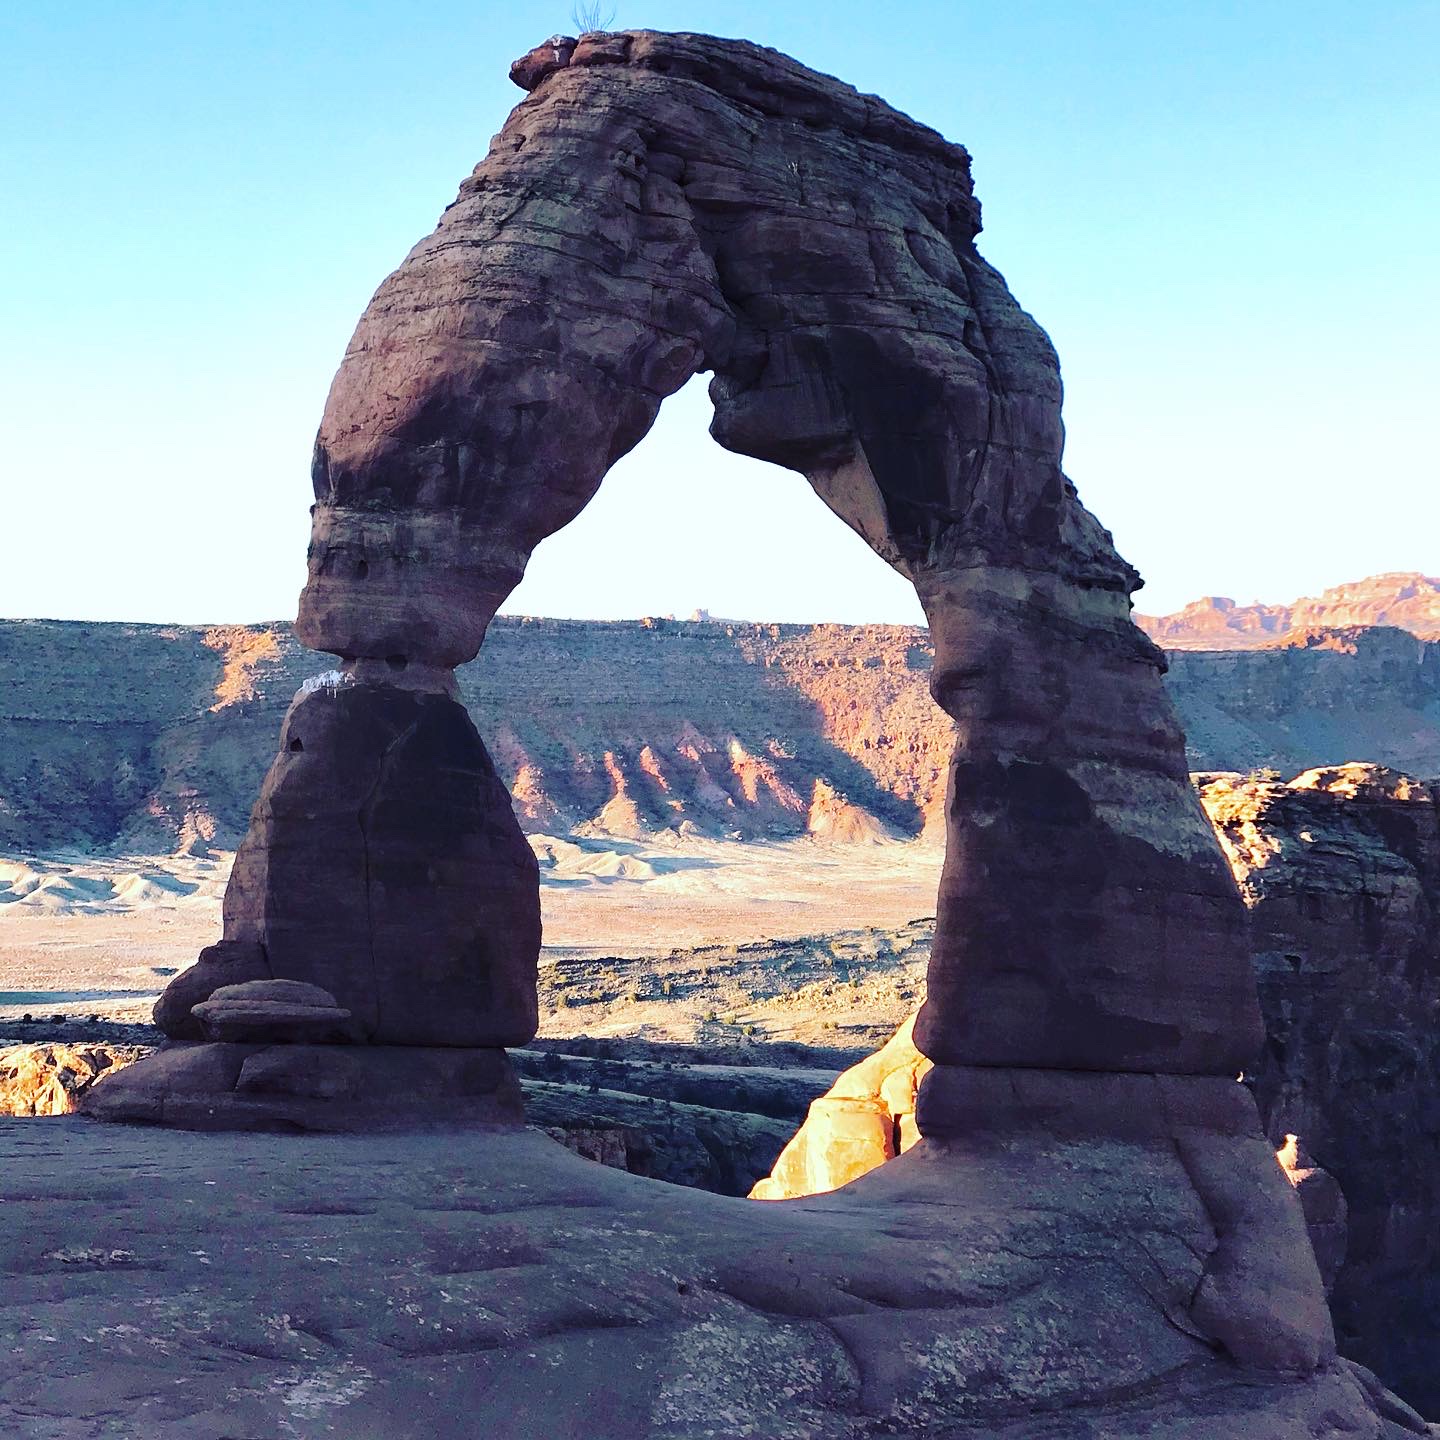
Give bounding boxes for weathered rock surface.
[1137,572,1440,649]
[3,1035,804,1193]
[1201,764,1440,1414]
[191,979,355,1044]
[53,29,1381,1430]
[81,1040,524,1132]
[753,1017,1357,1294]
[511,1044,841,1124]
[1278,1134,1349,1296]
[5,614,1440,853]
[289,27,1261,1091]
[747,768,1440,1410]
[0,1119,1425,1438]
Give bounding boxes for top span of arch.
[508,31,979,183]
[299,29,1136,670]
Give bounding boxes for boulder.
[191,979,354,1044]
[751,1013,931,1199]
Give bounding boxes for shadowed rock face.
[217,679,539,1047]
[1204,764,1440,1414]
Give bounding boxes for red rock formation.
[0,1043,148,1116]
[10,614,1440,852]
[751,1013,931,1199]
[292,29,1260,1090]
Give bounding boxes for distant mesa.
[1135,572,1440,649]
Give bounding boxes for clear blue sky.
[3,1,1435,625]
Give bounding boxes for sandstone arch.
[107,27,1265,1099]
[275,28,1257,1085]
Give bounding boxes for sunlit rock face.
[0,1043,147,1116]
[751,1014,932,1201]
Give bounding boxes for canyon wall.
[1204,765,1440,1413]
[3,615,1439,853]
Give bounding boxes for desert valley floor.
[0,836,942,1046]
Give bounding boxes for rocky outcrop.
[746,765,1440,1411]
[1136,573,1440,648]
[209,679,539,1048]
[81,1038,526,1131]
[524,1080,792,1195]
[1201,764,1440,1414]
[7,1119,1431,1439]
[751,1013,931,1200]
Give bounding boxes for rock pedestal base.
[80,1043,522,1133]
[914,1062,1336,1376]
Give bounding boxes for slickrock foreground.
[1,1120,1431,1439]
[21,29,1422,1435]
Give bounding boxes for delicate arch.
[294,31,1259,1082]
[118,31,1260,1125]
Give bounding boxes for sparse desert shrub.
[571,1,616,34]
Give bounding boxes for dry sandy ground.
[0,837,942,1031]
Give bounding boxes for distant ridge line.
[1136,572,1440,650]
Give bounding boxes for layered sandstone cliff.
[5,615,1439,854]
